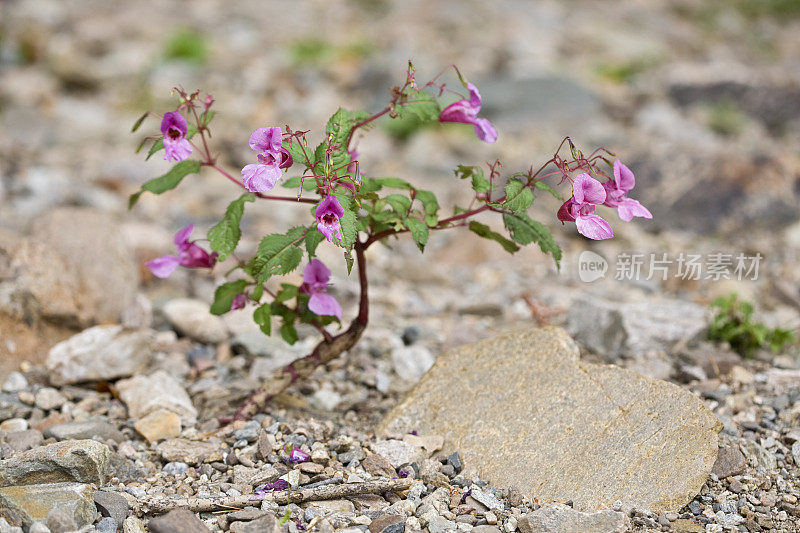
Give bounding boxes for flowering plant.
[131,63,650,420]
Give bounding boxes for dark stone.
[368,514,405,533]
[94,490,129,525]
[148,509,211,533]
[362,453,396,478]
[712,447,747,479]
[401,327,419,346]
[447,452,462,474]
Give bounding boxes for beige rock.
[379,327,721,513]
[162,298,228,344]
[134,409,181,443]
[156,438,222,465]
[116,370,197,425]
[0,439,111,487]
[0,482,97,529]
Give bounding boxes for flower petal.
[439,100,478,124]
[309,291,342,320]
[575,214,614,240]
[161,111,188,136]
[242,163,282,193]
[303,259,331,286]
[613,160,636,192]
[315,195,345,218]
[617,198,652,222]
[572,174,606,205]
[231,294,248,311]
[163,138,192,162]
[557,198,577,222]
[473,118,497,143]
[248,127,283,152]
[174,224,194,246]
[466,82,483,108]
[146,255,181,278]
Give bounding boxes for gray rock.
[162,462,189,475]
[33,388,66,411]
[391,345,434,382]
[712,446,747,478]
[0,394,32,421]
[0,419,28,432]
[156,438,221,465]
[27,522,50,533]
[116,370,197,426]
[233,421,260,443]
[371,440,421,469]
[743,441,777,471]
[5,430,43,452]
[229,513,280,533]
[427,515,456,533]
[2,373,28,393]
[518,503,630,533]
[44,419,125,443]
[162,299,228,345]
[148,508,211,533]
[122,516,146,533]
[45,509,78,533]
[46,326,156,386]
[93,490,129,525]
[0,482,97,529]
[96,517,118,533]
[379,327,721,513]
[469,486,504,511]
[566,295,707,358]
[368,514,405,533]
[792,441,800,466]
[0,439,111,486]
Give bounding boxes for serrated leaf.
[404,217,429,252]
[455,165,489,193]
[129,159,201,208]
[281,176,318,191]
[344,249,354,274]
[468,221,520,253]
[280,322,299,345]
[415,189,439,226]
[504,179,535,214]
[282,140,309,169]
[252,227,306,282]
[335,193,358,251]
[207,193,255,261]
[253,303,272,335]
[534,181,563,201]
[503,213,562,267]
[275,283,299,303]
[383,194,412,216]
[399,91,440,123]
[210,280,248,315]
[326,108,371,147]
[131,112,149,132]
[145,124,198,160]
[305,227,325,257]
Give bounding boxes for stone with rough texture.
[0,439,111,487]
[0,483,97,529]
[148,508,211,533]
[368,514,405,533]
[712,446,747,478]
[156,438,222,465]
[133,409,181,443]
[162,298,228,345]
[116,370,197,425]
[517,503,630,533]
[94,490,130,526]
[229,513,280,533]
[46,326,156,385]
[566,295,707,358]
[44,419,125,443]
[371,440,422,469]
[378,327,721,513]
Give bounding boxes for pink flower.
[299,259,342,319]
[146,224,218,278]
[241,127,293,193]
[557,174,614,240]
[315,196,344,243]
[161,111,192,162]
[230,293,247,311]
[602,161,652,222]
[439,82,497,143]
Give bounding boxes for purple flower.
[315,196,344,243]
[249,479,290,501]
[161,111,192,162]
[557,174,614,240]
[241,127,293,193]
[300,259,343,320]
[397,469,410,478]
[602,161,653,222]
[230,293,247,311]
[283,444,311,463]
[146,224,218,278]
[439,82,497,143]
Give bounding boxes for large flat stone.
[378,327,721,513]
[0,439,111,486]
[0,482,97,528]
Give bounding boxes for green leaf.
[145,124,198,160]
[415,189,440,226]
[128,159,201,208]
[280,322,299,345]
[503,179,535,214]
[363,177,413,191]
[456,165,490,194]
[468,221,520,253]
[344,249,354,274]
[252,227,306,282]
[305,227,325,257]
[281,176,318,191]
[210,280,248,315]
[282,140,309,169]
[503,213,562,267]
[131,112,149,132]
[207,193,255,261]
[404,217,429,252]
[200,110,215,128]
[326,108,371,148]
[534,181,563,201]
[384,194,412,216]
[251,284,264,302]
[275,283,299,303]
[253,303,272,335]
[335,193,358,250]
[398,91,440,123]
